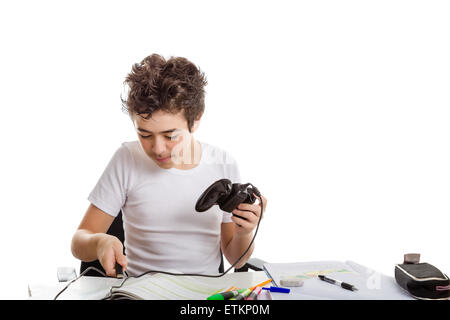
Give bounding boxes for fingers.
[231,206,261,233]
[102,253,117,277]
[231,214,255,231]
[232,209,258,223]
[235,203,259,216]
[232,195,268,232]
[115,256,127,279]
[235,197,267,218]
[101,243,128,277]
[113,246,128,277]
[116,254,128,272]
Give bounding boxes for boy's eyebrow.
[137,127,178,134]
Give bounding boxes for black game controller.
[195,179,261,220]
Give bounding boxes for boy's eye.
[139,134,178,140]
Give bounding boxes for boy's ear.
[190,113,203,133]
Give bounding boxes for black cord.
[55,192,264,300]
[53,266,108,300]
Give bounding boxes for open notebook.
[103,270,270,300]
[263,260,413,300]
[106,273,224,300]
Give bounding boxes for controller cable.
[54,189,264,300]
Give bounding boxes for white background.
[0,0,449,299]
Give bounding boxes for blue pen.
[262,286,290,293]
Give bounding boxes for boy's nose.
[152,136,167,155]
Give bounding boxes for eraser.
[280,279,304,287]
[57,267,77,282]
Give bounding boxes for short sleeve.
[87,143,132,217]
[221,153,242,223]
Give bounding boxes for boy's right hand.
[95,234,128,277]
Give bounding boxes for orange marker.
[250,279,273,291]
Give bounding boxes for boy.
[71,54,267,277]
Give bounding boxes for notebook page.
[111,273,224,300]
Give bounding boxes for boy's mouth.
[156,156,171,163]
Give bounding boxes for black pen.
[318,275,358,291]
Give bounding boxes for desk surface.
[28,261,421,300]
[29,271,271,300]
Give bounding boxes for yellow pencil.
[250,279,273,291]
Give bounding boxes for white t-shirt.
[87,140,241,276]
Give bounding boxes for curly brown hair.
[121,54,208,132]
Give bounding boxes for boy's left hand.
[231,194,267,235]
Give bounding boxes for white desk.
[28,261,419,300]
[29,271,272,300]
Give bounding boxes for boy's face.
[131,109,199,169]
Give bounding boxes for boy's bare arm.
[71,203,127,276]
[221,194,267,269]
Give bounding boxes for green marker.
[229,288,252,300]
[207,289,246,300]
